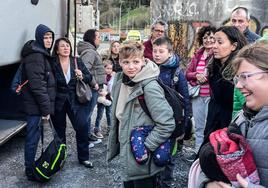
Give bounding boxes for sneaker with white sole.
[92,139,102,144]
[92,131,104,139]
[88,134,98,142]
[89,143,95,148]
[185,152,197,162]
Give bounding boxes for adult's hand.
[237,174,248,188]
[75,69,83,80]
[42,114,50,121]
[206,181,223,188]
[94,83,99,91]
[196,73,207,84]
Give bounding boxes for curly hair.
[197,25,216,46]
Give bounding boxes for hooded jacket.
[77,41,105,87]
[158,54,191,123]
[21,24,55,116]
[107,60,175,181]
[197,107,268,188]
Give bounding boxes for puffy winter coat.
[21,25,56,116]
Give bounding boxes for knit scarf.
[122,73,136,87]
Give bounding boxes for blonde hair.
[103,59,113,68]
[232,41,268,74]
[109,41,120,53]
[119,41,144,60]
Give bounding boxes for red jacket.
[186,47,213,86]
[143,39,153,61]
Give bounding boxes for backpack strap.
[138,95,152,119]
[137,79,157,119]
[171,67,180,89]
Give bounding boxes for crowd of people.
[18,5,268,188]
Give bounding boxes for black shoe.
[79,160,94,168]
[25,172,37,181]
[88,134,98,142]
[185,152,197,162]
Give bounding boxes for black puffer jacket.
[21,25,56,116]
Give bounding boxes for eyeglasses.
[154,29,165,34]
[202,36,215,41]
[233,71,268,86]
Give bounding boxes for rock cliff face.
[150,0,268,62]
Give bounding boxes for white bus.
[0,0,72,145]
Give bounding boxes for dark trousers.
[158,156,175,188]
[95,102,111,131]
[25,115,41,173]
[124,175,157,188]
[51,101,89,162]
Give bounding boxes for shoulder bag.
[74,58,92,103]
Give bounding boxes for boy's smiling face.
[152,44,172,65]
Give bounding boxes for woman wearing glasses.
[197,41,268,188]
[203,26,247,144]
[186,25,216,155]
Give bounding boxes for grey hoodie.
[77,41,105,87]
[107,60,175,181]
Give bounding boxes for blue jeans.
[192,96,210,153]
[25,115,41,173]
[51,101,89,162]
[95,102,111,131]
[87,90,99,134]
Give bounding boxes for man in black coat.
[21,24,56,181]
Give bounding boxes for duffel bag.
[33,119,67,182]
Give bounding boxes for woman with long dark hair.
[203,26,247,142]
[197,41,268,188]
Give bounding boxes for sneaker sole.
[92,139,102,144]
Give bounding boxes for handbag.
[33,119,67,182]
[74,58,92,103]
[188,83,200,98]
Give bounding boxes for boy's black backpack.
[138,69,185,139]
[33,119,67,182]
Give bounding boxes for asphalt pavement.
[0,109,194,188]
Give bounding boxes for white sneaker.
[93,139,102,144]
[89,143,95,148]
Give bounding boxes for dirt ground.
[0,111,195,188]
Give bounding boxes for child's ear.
[169,51,173,57]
